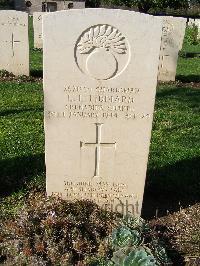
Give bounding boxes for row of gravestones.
[1,9,187,216]
[34,12,186,82]
[0,10,186,82]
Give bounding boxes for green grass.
[176,56,200,82]
[176,26,200,81]
[0,81,44,196]
[143,85,200,217]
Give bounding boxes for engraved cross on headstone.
[3,33,21,57]
[81,123,116,178]
[11,33,20,57]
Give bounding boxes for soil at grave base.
[158,81,200,89]
[0,75,42,83]
[0,74,199,88]
[149,203,200,265]
[176,82,200,89]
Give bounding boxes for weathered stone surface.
[0,10,29,76]
[158,16,186,82]
[43,9,162,216]
[33,12,43,49]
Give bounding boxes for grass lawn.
[0,19,199,264]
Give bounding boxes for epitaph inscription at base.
[43,9,162,216]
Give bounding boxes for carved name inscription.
[47,85,150,120]
[1,16,26,27]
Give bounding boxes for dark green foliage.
[85,0,101,7]
[0,0,13,8]
[98,0,189,12]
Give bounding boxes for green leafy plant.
[89,216,171,266]
[185,24,200,45]
[122,248,157,266]
[111,226,143,248]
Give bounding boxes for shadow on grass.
[142,157,200,219]
[30,69,43,78]
[176,74,200,83]
[0,154,45,197]
[156,86,200,113]
[0,107,43,117]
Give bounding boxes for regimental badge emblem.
[75,24,130,80]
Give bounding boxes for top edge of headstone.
[43,8,162,21]
[160,15,187,22]
[0,10,28,15]
[33,11,46,15]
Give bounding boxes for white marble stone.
[158,16,186,82]
[33,12,44,49]
[0,10,29,76]
[43,9,162,216]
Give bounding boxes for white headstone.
[33,12,44,49]
[43,9,162,216]
[0,10,29,76]
[158,16,186,82]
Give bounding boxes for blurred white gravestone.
[33,12,44,49]
[188,18,195,26]
[0,10,29,76]
[195,19,200,39]
[158,16,186,82]
[43,9,162,216]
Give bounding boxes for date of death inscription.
[46,85,151,120]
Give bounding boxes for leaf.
[77,25,127,54]
[105,26,112,36]
[89,27,94,40]
[107,29,118,40]
[93,26,100,37]
[123,249,158,266]
[99,25,106,36]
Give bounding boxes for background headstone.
[33,12,44,49]
[188,18,196,27]
[194,19,200,39]
[0,10,29,76]
[158,16,186,82]
[43,9,162,216]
